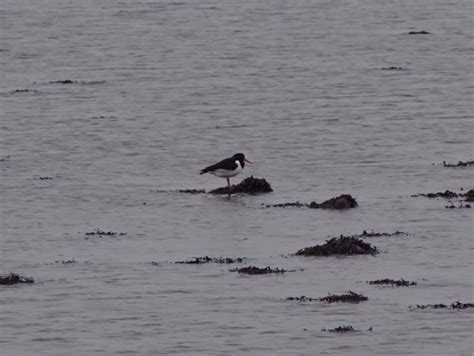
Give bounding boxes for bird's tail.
[199,168,208,175]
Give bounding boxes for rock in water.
[208,176,273,195]
[0,272,34,285]
[464,189,474,202]
[309,194,358,209]
[295,236,377,256]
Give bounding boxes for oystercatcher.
[200,153,254,193]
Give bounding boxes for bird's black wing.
[200,157,238,174]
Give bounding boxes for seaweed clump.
[368,279,417,287]
[266,194,358,210]
[48,80,79,84]
[320,291,368,303]
[0,273,34,285]
[209,176,273,195]
[230,266,291,275]
[309,194,358,209]
[410,302,474,310]
[406,30,431,35]
[464,189,474,202]
[175,256,245,264]
[322,325,355,333]
[411,190,460,199]
[442,160,474,168]
[359,230,408,238]
[286,296,316,302]
[286,291,368,304]
[295,236,377,257]
[151,188,206,194]
[445,202,471,209]
[84,229,127,237]
[381,66,405,71]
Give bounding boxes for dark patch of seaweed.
[175,256,246,264]
[0,273,34,285]
[295,236,377,257]
[368,278,417,287]
[265,194,358,210]
[209,176,273,195]
[230,266,293,275]
[442,160,474,168]
[410,302,474,310]
[286,291,368,304]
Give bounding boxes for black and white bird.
[200,153,254,193]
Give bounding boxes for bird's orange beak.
[244,158,254,164]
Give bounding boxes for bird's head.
[233,153,254,167]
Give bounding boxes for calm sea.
[1,0,472,355]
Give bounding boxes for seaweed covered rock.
[322,325,355,333]
[295,236,377,256]
[266,194,358,210]
[410,302,474,310]
[208,176,273,195]
[84,229,126,238]
[230,266,291,275]
[309,194,358,210]
[286,292,368,304]
[411,190,460,199]
[151,189,206,194]
[359,230,408,238]
[464,189,474,202]
[406,30,431,35]
[442,160,474,168]
[286,296,316,302]
[368,279,417,287]
[319,291,368,303]
[265,201,306,208]
[175,256,245,264]
[0,273,34,285]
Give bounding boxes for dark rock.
[295,236,377,256]
[48,80,78,84]
[84,228,126,237]
[265,194,357,210]
[359,230,408,238]
[323,325,355,333]
[445,203,471,209]
[368,278,417,287]
[264,201,306,208]
[0,273,34,285]
[230,266,291,275]
[174,189,206,194]
[175,256,245,264]
[310,194,358,209]
[451,301,474,309]
[0,155,10,162]
[464,189,474,202]
[411,190,459,199]
[285,296,315,302]
[34,176,54,180]
[442,160,474,168]
[208,176,273,195]
[410,302,474,310]
[151,188,206,194]
[381,66,405,71]
[319,291,368,303]
[9,88,39,95]
[286,291,368,304]
[407,30,431,35]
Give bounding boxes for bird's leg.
[227,178,232,195]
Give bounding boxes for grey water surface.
[1,0,473,355]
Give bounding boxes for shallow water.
[1,0,473,355]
